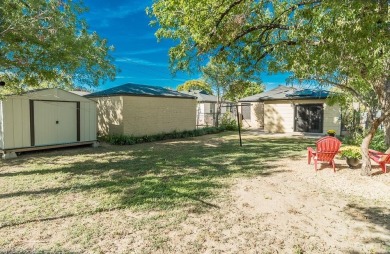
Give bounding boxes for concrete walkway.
[241,129,324,139]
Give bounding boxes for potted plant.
[339,145,362,168]
[327,129,336,137]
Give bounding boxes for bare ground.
[0,134,389,253]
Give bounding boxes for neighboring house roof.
[180,90,218,102]
[86,83,196,99]
[239,85,330,102]
[180,89,232,103]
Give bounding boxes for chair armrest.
[307,147,315,153]
[369,149,384,155]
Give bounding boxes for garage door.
[34,101,78,146]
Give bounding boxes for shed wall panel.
[2,99,15,149]
[21,99,30,147]
[12,98,23,147]
[80,101,97,141]
[122,96,196,136]
[80,102,87,141]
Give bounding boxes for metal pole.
[236,104,242,147]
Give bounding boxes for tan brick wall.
[122,96,196,136]
[323,103,341,135]
[240,102,264,129]
[94,96,124,136]
[264,101,294,133]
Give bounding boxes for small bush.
[326,129,336,136]
[101,127,226,145]
[341,129,387,152]
[220,112,239,131]
[370,130,387,152]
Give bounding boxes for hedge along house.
[239,85,341,135]
[179,90,235,128]
[86,83,197,137]
[0,88,97,159]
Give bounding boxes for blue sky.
[83,0,290,92]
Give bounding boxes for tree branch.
[315,77,371,109]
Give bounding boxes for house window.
[210,103,215,113]
[241,104,251,120]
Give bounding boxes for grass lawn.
[0,132,389,253]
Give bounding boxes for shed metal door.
[34,101,77,146]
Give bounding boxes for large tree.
[177,79,213,94]
[0,0,116,95]
[149,0,389,175]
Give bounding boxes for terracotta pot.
[346,158,360,168]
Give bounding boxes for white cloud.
[115,76,135,79]
[115,57,167,67]
[117,48,167,56]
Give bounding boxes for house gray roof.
[239,85,330,102]
[179,90,220,102]
[239,85,296,102]
[86,83,196,99]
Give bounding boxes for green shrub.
[101,127,226,145]
[370,130,387,152]
[341,129,387,152]
[220,112,239,131]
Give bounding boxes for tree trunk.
[215,86,221,127]
[360,131,375,176]
[384,118,390,147]
[360,115,385,175]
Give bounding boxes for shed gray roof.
[86,83,196,99]
[239,85,330,102]
[179,90,220,102]
[70,90,91,96]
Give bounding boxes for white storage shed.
[0,88,97,158]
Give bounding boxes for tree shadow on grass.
[344,203,390,253]
[0,135,314,228]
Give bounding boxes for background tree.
[202,58,262,126]
[149,0,389,175]
[224,81,265,102]
[0,0,116,95]
[177,80,213,94]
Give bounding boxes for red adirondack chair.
[368,149,390,173]
[307,136,342,172]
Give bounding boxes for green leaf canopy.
[0,0,116,94]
